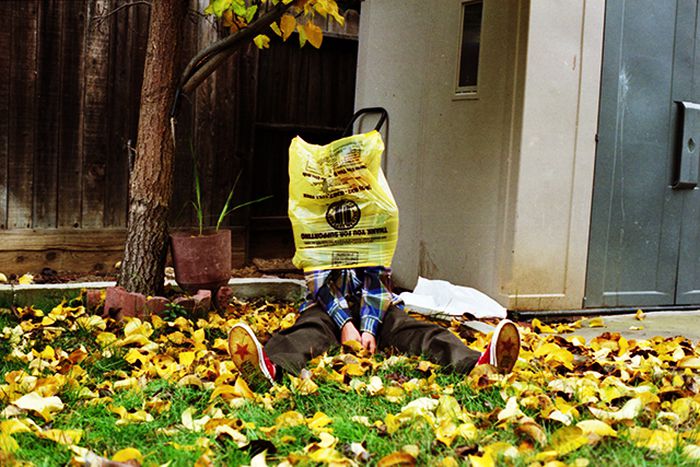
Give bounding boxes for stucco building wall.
[355,0,605,310]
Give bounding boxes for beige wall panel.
[507,0,604,310]
[354,0,429,288]
[356,0,524,297]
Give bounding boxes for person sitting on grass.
[228,266,520,391]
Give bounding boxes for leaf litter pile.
[1,296,700,466]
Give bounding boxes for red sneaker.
[228,322,276,391]
[476,319,520,373]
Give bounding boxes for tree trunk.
[119,0,187,295]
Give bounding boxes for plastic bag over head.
[288,130,399,271]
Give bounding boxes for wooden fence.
[0,0,358,274]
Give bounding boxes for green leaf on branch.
[270,22,283,37]
[297,25,307,47]
[231,0,247,18]
[204,0,232,17]
[244,5,258,23]
[253,34,271,49]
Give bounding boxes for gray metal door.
[586,0,700,307]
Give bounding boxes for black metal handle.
[674,101,700,189]
[342,107,389,137]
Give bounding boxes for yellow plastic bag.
[288,130,399,271]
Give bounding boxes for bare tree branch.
[92,1,151,28]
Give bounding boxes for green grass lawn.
[1,295,700,466]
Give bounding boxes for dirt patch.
[3,258,303,285]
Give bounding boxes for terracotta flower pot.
[170,229,231,293]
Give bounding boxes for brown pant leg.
[264,305,339,376]
[377,306,481,373]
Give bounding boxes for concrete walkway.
[556,310,700,343]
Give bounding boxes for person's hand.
[361,332,376,355]
[340,322,361,344]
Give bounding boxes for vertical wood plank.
[57,1,87,228]
[194,14,217,228]
[33,0,64,228]
[104,0,128,226]
[241,43,259,263]
[104,0,149,227]
[8,2,39,229]
[0,2,12,229]
[81,0,113,228]
[170,0,199,227]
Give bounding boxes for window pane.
[458,1,483,89]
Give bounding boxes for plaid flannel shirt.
[300,266,403,336]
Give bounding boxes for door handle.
[674,101,700,189]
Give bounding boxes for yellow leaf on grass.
[307,411,333,432]
[385,413,401,435]
[576,420,617,441]
[483,442,519,461]
[112,447,143,463]
[435,421,458,447]
[280,14,296,41]
[438,457,459,467]
[289,374,319,395]
[12,392,64,422]
[367,376,384,395]
[548,426,589,456]
[385,386,405,402]
[436,395,463,423]
[468,453,495,467]
[401,444,420,458]
[307,446,346,464]
[42,429,83,445]
[497,397,524,421]
[0,419,33,435]
[628,427,676,453]
[678,356,700,369]
[303,22,323,48]
[342,363,367,376]
[182,407,210,432]
[533,343,574,369]
[96,332,117,347]
[684,444,700,459]
[377,451,416,467]
[516,422,547,446]
[275,411,305,428]
[179,351,195,367]
[588,398,642,421]
[0,433,19,453]
[249,450,268,467]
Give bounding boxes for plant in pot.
[170,163,271,295]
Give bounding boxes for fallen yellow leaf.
[548,426,589,456]
[628,427,676,453]
[112,447,143,463]
[588,317,605,328]
[275,411,305,428]
[18,273,33,285]
[377,451,417,467]
[11,392,64,422]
